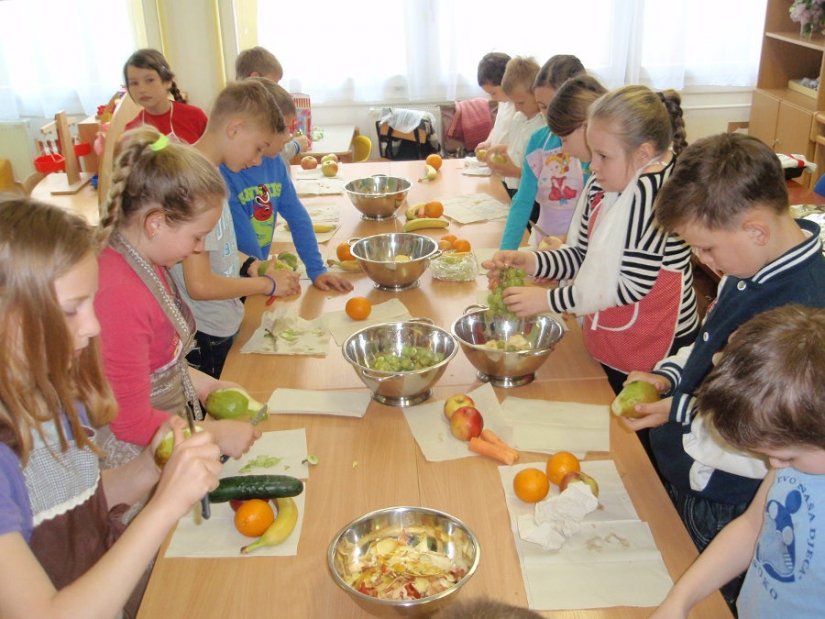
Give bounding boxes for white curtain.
[259,0,767,104]
[0,0,137,120]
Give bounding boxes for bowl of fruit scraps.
[342,319,457,407]
[327,506,480,617]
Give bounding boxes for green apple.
[205,387,266,422]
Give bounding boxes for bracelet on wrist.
[261,273,277,296]
[240,256,256,278]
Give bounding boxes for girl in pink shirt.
[95,127,259,466]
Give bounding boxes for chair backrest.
[97,94,141,214]
[352,134,372,162]
[375,120,438,161]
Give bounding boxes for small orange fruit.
[546,451,581,486]
[452,239,471,252]
[513,467,550,503]
[440,234,457,246]
[425,153,443,171]
[345,296,372,320]
[424,200,444,218]
[438,239,453,251]
[336,242,354,261]
[234,499,275,538]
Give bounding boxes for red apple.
[229,499,245,512]
[449,405,484,441]
[300,155,318,170]
[321,159,339,177]
[443,393,475,420]
[559,470,599,497]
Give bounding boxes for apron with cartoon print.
[527,133,585,246]
[98,232,203,470]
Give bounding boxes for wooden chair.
[97,94,141,215]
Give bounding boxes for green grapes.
[486,266,525,319]
[369,346,445,372]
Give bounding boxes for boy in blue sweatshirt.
[622,133,825,608]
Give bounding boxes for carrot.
[480,428,511,449]
[468,436,519,465]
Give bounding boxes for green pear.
[276,252,298,271]
[205,387,266,422]
[610,381,660,418]
[257,260,271,276]
[153,426,202,467]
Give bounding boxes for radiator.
[0,120,34,180]
[368,104,444,153]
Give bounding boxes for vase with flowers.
[790,0,825,38]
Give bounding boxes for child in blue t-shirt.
[653,305,825,618]
[221,78,352,293]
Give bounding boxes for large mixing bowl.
[451,306,565,387]
[345,175,412,220]
[342,319,457,406]
[328,506,480,618]
[350,233,440,291]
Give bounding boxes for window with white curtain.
[0,0,138,120]
[258,0,767,104]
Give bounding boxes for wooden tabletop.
[303,124,357,162]
[136,159,730,619]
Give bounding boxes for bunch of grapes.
[486,266,525,319]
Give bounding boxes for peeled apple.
[205,387,266,422]
[610,381,660,418]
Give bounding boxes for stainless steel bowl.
[342,319,457,406]
[451,306,565,387]
[345,175,412,220]
[328,506,480,618]
[350,233,440,291]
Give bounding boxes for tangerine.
[234,499,275,537]
[345,296,372,320]
[336,242,354,262]
[440,234,458,246]
[452,239,471,252]
[425,153,443,171]
[424,200,444,218]
[546,451,581,486]
[513,467,550,503]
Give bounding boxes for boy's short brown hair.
[655,133,788,232]
[698,305,825,451]
[477,52,511,87]
[235,46,283,81]
[208,80,285,134]
[247,77,296,117]
[501,57,540,95]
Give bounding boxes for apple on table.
[443,393,475,420]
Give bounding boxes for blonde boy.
[487,56,544,195]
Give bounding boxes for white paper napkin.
[268,388,371,418]
[462,157,492,177]
[293,177,346,196]
[240,305,330,356]
[498,461,671,610]
[322,298,412,345]
[402,383,514,462]
[272,222,340,245]
[271,201,342,244]
[501,397,610,455]
[442,193,510,224]
[165,429,309,558]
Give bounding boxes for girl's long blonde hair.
[0,198,117,463]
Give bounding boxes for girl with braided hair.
[123,48,208,144]
[95,127,259,469]
[0,196,221,619]
[486,85,699,397]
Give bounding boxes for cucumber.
[208,475,303,503]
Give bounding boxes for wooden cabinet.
[750,0,825,186]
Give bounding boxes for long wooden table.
[136,159,730,618]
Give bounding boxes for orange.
[546,451,581,486]
[438,239,453,251]
[513,467,550,503]
[452,239,471,252]
[234,499,275,538]
[425,153,443,171]
[440,234,457,246]
[424,200,444,218]
[345,296,372,320]
[336,242,354,261]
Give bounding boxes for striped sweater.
[533,163,699,341]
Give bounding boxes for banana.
[406,203,426,221]
[284,222,336,233]
[326,258,362,272]
[240,497,298,553]
[402,217,449,233]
